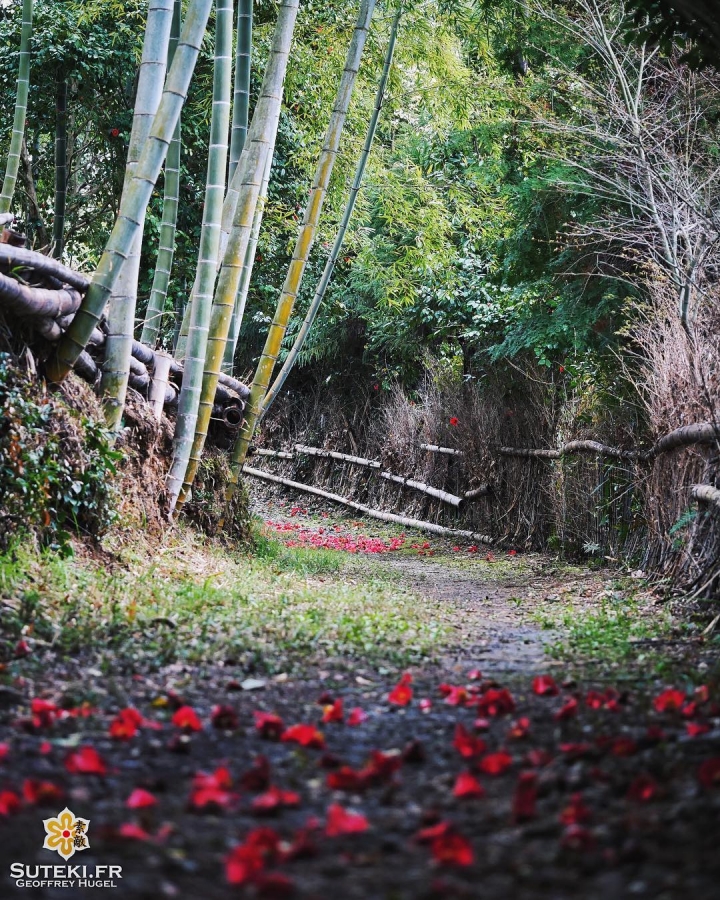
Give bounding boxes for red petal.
[325,803,369,836]
[65,746,107,775]
[211,705,239,730]
[171,705,203,732]
[532,675,559,697]
[321,699,344,723]
[479,750,513,776]
[281,724,325,749]
[254,711,285,740]
[554,697,578,720]
[627,773,658,801]
[453,771,485,798]
[652,688,685,713]
[431,831,474,867]
[346,706,367,726]
[126,788,158,809]
[453,723,486,758]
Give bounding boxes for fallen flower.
[255,712,285,741]
[419,699,433,712]
[653,688,685,713]
[449,417,459,426]
[22,779,63,806]
[281,724,325,750]
[388,673,413,706]
[453,723,486,759]
[109,707,144,741]
[512,771,537,821]
[554,697,579,721]
[431,830,474,867]
[476,687,515,716]
[327,766,367,792]
[698,758,720,788]
[532,675,559,697]
[325,803,369,836]
[126,789,158,809]
[453,771,485,799]
[172,705,203,732]
[525,749,553,768]
[211,705,239,730]
[241,755,271,791]
[65,746,107,775]
[189,767,235,810]
[252,786,301,815]
[686,722,710,738]
[479,751,513,776]
[627,774,658,802]
[560,793,591,825]
[346,707,368,726]
[322,699,344,724]
[507,717,531,740]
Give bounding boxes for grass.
[0,525,450,678]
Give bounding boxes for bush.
[0,354,120,552]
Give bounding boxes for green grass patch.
[0,529,449,676]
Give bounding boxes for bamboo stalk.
[229,0,253,181]
[295,443,381,468]
[261,8,400,417]
[225,0,378,511]
[420,443,464,456]
[252,448,295,459]
[464,485,491,500]
[52,73,68,259]
[0,0,33,214]
[141,0,183,347]
[149,351,173,420]
[0,244,89,290]
[100,0,175,431]
[243,466,494,543]
[175,0,300,512]
[46,0,214,385]
[166,0,234,511]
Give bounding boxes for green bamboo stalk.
[166,0,234,511]
[141,0,183,347]
[229,0,252,181]
[52,73,68,259]
[175,0,300,511]
[0,0,33,215]
[261,7,400,417]
[47,0,214,385]
[223,0,377,511]
[100,0,175,431]
[221,147,272,374]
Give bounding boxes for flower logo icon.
[43,808,90,860]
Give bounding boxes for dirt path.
[1,504,718,899]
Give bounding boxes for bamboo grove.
[0,0,405,523]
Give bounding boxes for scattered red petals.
[22,779,63,805]
[325,803,369,836]
[65,746,107,775]
[687,722,710,738]
[388,673,413,706]
[560,793,591,825]
[554,697,578,721]
[126,788,158,809]
[479,750,513,776]
[453,723,486,759]
[430,828,474,867]
[627,773,658,802]
[346,707,368,726]
[698,758,720,788]
[653,688,685,713]
[507,717,531,740]
[476,687,515,716]
[109,707,144,741]
[241,755,271,791]
[172,705,203,732]
[211,705,239,730]
[532,675,559,697]
[321,699,344,724]
[512,771,537,821]
[0,790,21,816]
[453,771,485,799]
[281,724,325,750]
[252,786,301,814]
[255,712,285,741]
[189,767,236,810]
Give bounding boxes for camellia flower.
[325,803,369,836]
[479,750,513,776]
[554,697,579,721]
[211,705,239,730]
[507,717,531,740]
[126,789,158,809]
[449,417,459,427]
[109,707,144,740]
[322,699,344,724]
[346,707,368,726]
[453,771,485,799]
[171,706,203,732]
[388,672,413,706]
[627,773,658,802]
[476,687,515,716]
[188,767,235,810]
[254,712,285,740]
[281,724,325,750]
[240,755,271,791]
[65,746,107,775]
[22,779,63,806]
[532,675,559,697]
[0,790,21,816]
[560,793,591,825]
[453,723,486,759]
[653,688,685,713]
[252,786,301,814]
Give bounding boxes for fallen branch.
[242,466,494,544]
[0,270,82,318]
[295,443,464,507]
[420,443,464,456]
[0,244,90,291]
[464,485,491,500]
[691,484,720,512]
[252,448,295,459]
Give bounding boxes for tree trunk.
[229,0,253,181]
[52,73,68,259]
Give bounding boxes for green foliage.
[0,354,120,552]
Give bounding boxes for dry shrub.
[631,280,720,593]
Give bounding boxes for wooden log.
[0,244,90,291]
[464,484,491,500]
[501,425,719,462]
[691,484,720,511]
[149,351,173,421]
[242,466,494,544]
[420,443,464,456]
[295,443,464,507]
